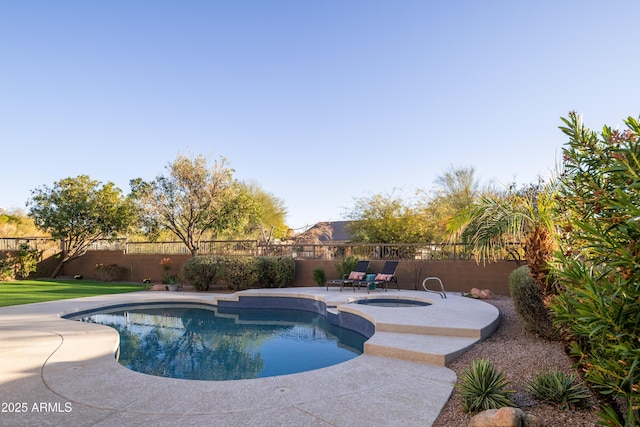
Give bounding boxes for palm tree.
[448,179,558,295]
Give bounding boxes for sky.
[1,1,639,231]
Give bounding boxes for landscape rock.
[479,289,494,299]
[468,407,541,427]
[469,288,494,299]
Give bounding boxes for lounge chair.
[326,260,370,292]
[356,260,400,293]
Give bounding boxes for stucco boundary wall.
[54,251,518,296]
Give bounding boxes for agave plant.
[527,369,591,410]
[457,358,515,413]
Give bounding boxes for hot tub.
[349,298,431,308]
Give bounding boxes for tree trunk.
[50,258,65,278]
[524,225,555,295]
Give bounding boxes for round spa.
[348,298,431,308]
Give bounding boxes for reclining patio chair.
[326,260,370,292]
[356,260,400,293]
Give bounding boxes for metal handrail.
[422,277,447,298]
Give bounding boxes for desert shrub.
[182,256,295,291]
[0,245,39,281]
[457,358,514,413]
[255,257,279,288]
[216,256,259,291]
[255,256,295,288]
[94,263,127,282]
[312,268,326,286]
[275,256,295,286]
[528,369,591,410]
[0,253,14,281]
[509,265,556,340]
[181,256,219,291]
[335,255,360,278]
[14,244,39,279]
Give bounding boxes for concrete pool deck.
[0,288,499,426]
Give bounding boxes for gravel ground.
[432,296,601,427]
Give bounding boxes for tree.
[130,154,252,256]
[420,165,480,242]
[222,181,288,242]
[447,178,558,294]
[0,209,45,237]
[434,165,479,212]
[27,175,133,278]
[346,191,432,243]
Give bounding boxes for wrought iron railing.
[0,238,523,261]
[0,237,59,252]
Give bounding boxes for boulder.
[469,288,494,299]
[468,407,541,427]
[479,289,494,299]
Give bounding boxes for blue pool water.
[73,304,366,381]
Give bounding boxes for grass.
[0,279,147,307]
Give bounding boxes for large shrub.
[551,113,640,425]
[94,263,127,282]
[0,244,40,281]
[508,265,556,340]
[255,256,295,288]
[0,253,14,281]
[14,244,39,279]
[182,256,295,291]
[181,256,219,291]
[216,256,259,290]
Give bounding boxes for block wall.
[53,252,518,295]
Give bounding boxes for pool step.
[364,331,478,366]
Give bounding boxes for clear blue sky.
[1,1,638,230]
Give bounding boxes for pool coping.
[0,288,499,426]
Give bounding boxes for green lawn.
[0,279,147,307]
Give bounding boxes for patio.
[0,288,499,426]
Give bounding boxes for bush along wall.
[255,256,295,288]
[180,256,219,291]
[94,263,127,282]
[508,265,556,340]
[0,244,40,281]
[181,255,295,291]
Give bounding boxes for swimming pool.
[70,303,367,381]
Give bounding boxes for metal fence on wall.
[0,238,523,261]
[0,237,59,252]
[98,240,521,261]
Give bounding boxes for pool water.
[74,304,366,381]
